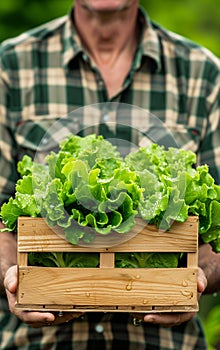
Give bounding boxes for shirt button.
[82,53,88,62]
[98,80,104,87]
[41,138,48,145]
[103,114,109,122]
[95,324,104,333]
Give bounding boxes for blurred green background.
[0,0,219,57]
[0,0,220,348]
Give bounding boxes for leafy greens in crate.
[1,134,220,268]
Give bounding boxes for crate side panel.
[113,217,198,253]
[17,267,197,307]
[18,216,198,253]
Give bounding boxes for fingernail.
[7,281,14,291]
[144,316,155,323]
[46,315,54,323]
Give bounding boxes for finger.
[143,312,196,327]
[17,311,56,326]
[26,311,84,328]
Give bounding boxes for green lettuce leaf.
[2,134,220,258]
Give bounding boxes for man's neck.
[73,2,139,68]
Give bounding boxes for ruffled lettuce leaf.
[115,252,180,268]
[2,135,220,254]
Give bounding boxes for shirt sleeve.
[197,59,220,184]
[0,50,19,206]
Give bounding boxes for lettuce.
[115,252,181,268]
[125,146,220,252]
[1,134,220,270]
[0,135,142,245]
[28,252,99,268]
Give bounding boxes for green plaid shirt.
[0,6,219,349]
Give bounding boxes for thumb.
[4,265,18,294]
[197,267,207,294]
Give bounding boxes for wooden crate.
[16,216,198,313]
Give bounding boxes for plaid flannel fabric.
[0,6,219,349]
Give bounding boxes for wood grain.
[16,216,198,312]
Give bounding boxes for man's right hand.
[4,265,82,328]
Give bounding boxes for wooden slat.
[17,266,197,307]
[187,252,198,268]
[17,216,198,253]
[100,253,115,268]
[15,304,199,313]
[17,252,28,266]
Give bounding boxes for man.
[0,0,219,348]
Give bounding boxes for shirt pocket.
[164,123,202,153]
[137,123,202,153]
[15,115,83,163]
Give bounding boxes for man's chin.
[85,0,130,13]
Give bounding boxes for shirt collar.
[62,7,161,71]
[62,9,84,68]
[137,7,161,71]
